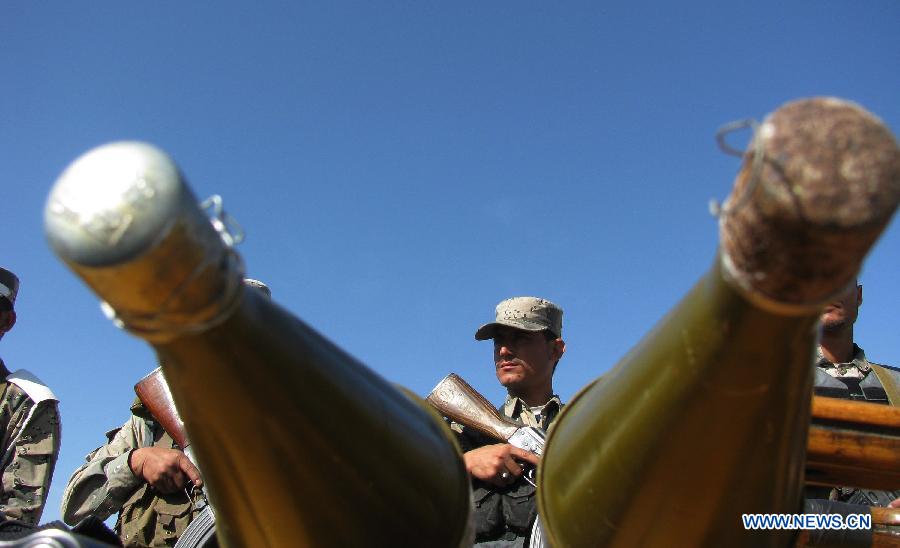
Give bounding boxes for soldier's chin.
[821,318,848,333]
[497,372,523,388]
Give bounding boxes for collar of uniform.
[502,393,563,428]
[816,344,870,372]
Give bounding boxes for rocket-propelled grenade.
[45,142,472,547]
[538,98,900,548]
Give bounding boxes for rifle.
[135,367,216,548]
[134,367,211,513]
[426,373,545,486]
[428,373,900,493]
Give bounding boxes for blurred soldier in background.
[453,296,565,546]
[810,280,900,506]
[0,266,61,525]
[61,279,271,547]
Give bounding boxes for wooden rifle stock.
[808,396,900,491]
[870,508,900,528]
[426,373,521,441]
[134,367,191,453]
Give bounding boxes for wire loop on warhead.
[709,119,764,218]
[201,195,244,247]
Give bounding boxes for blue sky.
[2,2,899,524]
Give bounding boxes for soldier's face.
[492,326,560,393]
[821,283,862,334]
[0,303,14,340]
[0,313,10,340]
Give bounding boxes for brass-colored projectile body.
[45,142,471,547]
[538,98,900,547]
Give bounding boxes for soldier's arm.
[60,415,147,526]
[0,398,61,525]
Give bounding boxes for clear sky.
[2,2,899,525]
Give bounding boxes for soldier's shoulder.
[4,369,57,406]
[105,412,151,443]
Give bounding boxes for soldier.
[61,279,271,547]
[810,280,900,506]
[454,296,565,546]
[0,266,61,525]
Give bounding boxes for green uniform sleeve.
[0,398,61,525]
[60,416,147,526]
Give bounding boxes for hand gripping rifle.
[134,368,216,548]
[426,373,545,486]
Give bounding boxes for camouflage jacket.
[61,399,198,547]
[813,344,900,404]
[453,393,563,545]
[0,360,61,525]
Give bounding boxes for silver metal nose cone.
[45,141,188,267]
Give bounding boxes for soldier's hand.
[890,497,900,508]
[129,447,202,494]
[463,443,540,487]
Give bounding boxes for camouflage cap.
[475,296,563,340]
[0,267,19,307]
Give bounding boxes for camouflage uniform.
[454,394,563,547]
[61,399,199,547]
[809,344,900,505]
[0,360,60,525]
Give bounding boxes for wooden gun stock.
[134,366,191,451]
[426,373,521,441]
[808,396,900,491]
